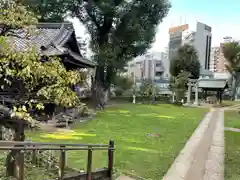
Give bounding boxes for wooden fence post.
[32,145,36,165]
[18,150,25,180]
[87,146,93,180]
[0,125,3,140]
[108,140,114,179]
[59,146,66,180]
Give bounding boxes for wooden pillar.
[187,81,191,104]
[216,90,220,103]
[0,124,3,140]
[108,140,114,179]
[219,90,223,104]
[87,146,93,180]
[204,89,207,100]
[59,146,66,180]
[16,122,25,179]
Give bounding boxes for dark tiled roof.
[198,79,228,89]
[1,22,96,67]
[155,79,169,83]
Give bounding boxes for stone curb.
[203,110,224,180]
[162,110,214,180]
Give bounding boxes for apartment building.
[127,52,169,80]
[209,37,233,72]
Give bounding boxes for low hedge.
[110,95,171,103]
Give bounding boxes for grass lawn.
[225,111,240,129]
[27,103,208,179]
[225,110,240,180]
[222,100,240,107]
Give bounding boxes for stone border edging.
[162,110,214,180]
[203,109,224,180]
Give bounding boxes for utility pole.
[152,60,155,104]
[132,73,136,104]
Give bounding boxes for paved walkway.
[117,175,136,180]
[163,108,224,180]
[225,127,240,132]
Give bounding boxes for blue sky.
[71,0,240,53]
[151,0,240,51]
[171,0,240,16]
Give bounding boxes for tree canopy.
[170,44,200,79]
[24,0,70,22]
[222,41,240,99]
[222,41,240,76]
[138,79,160,100]
[169,44,200,103]
[26,0,171,91]
[1,1,86,177]
[169,71,189,102]
[0,0,83,122]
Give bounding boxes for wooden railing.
[0,140,115,180]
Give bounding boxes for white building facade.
[194,22,212,70]
[127,52,169,80]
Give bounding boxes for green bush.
[110,95,171,103]
[115,88,124,96]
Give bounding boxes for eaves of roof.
[198,79,228,89]
[1,22,96,68]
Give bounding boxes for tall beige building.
[210,37,232,72]
[210,44,227,72]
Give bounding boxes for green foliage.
[0,0,83,122]
[169,44,200,102]
[222,41,240,75]
[0,0,37,28]
[23,0,71,22]
[113,75,133,96]
[169,72,189,102]
[170,44,200,79]
[222,41,240,99]
[114,75,133,91]
[26,0,171,89]
[138,79,160,100]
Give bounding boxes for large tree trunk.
[6,124,25,178]
[0,105,25,178]
[103,89,110,104]
[92,64,114,108]
[231,77,236,100]
[231,75,240,101]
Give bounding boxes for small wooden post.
[32,145,36,165]
[87,146,93,180]
[220,90,223,104]
[18,150,25,180]
[0,125,3,140]
[59,146,66,180]
[108,140,114,179]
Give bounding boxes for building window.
[156,63,162,67]
[155,72,163,77]
[208,36,212,69]
[205,35,211,69]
